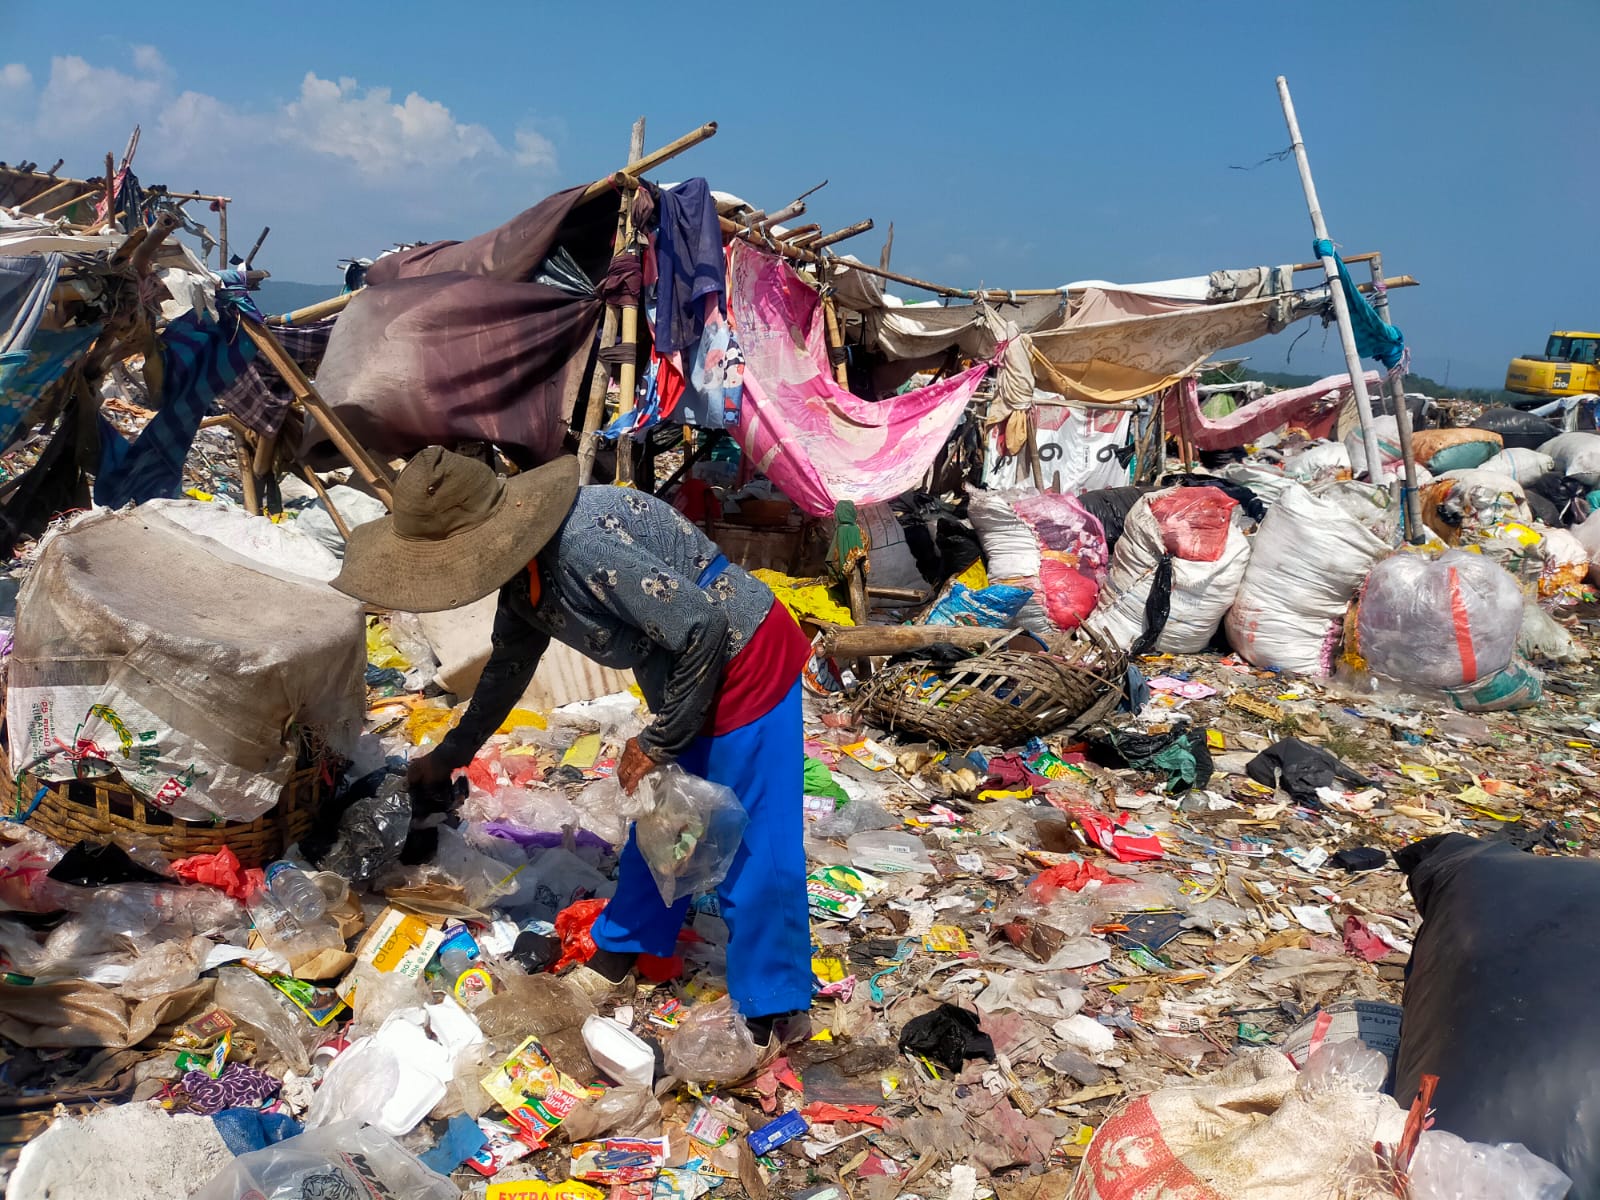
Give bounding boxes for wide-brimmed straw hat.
[332,447,579,613]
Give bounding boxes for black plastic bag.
[897,1003,994,1073]
[1469,406,1562,451]
[1244,738,1375,807]
[1078,486,1147,553]
[1394,834,1600,1197]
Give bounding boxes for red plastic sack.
[552,896,609,973]
[1147,489,1239,562]
[1039,559,1101,631]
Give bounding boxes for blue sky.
[4,0,1596,388]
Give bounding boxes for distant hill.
[254,279,343,318]
[1210,367,1517,407]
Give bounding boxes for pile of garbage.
[5,407,1600,1200]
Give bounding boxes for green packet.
[266,972,348,1027]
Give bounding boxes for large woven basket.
[2,741,328,868]
[856,636,1126,750]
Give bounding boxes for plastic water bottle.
[265,860,327,922]
[438,946,473,980]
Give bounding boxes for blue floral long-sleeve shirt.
[434,486,775,767]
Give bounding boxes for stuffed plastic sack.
[967,486,1109,636]
[1540,431,1600,485]
[1225,483,1391,676]
[1395,833,1600,1199]
[1084,489,1250,654]
[6,508,364,821]
[1356,550,1524,690]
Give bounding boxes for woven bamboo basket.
[2,741,328,868]
[856,635,1126,750]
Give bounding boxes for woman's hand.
[618,737,658,795]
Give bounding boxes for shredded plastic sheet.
[7,508,364,821]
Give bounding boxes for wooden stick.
[578,121,717,202]
[16,177,79,212]
[814,219,875,248]
[270,291,357,325]
[607,117,650,488]
[298,464,352,540]
[128,211,179,275]
[822,296,850,387]
[238,317,393,505]
[36,189,98,219]
[758,201,807,230]
[1367,253,1426,545]
[102,152,114,223]
[865,586,930,602]
[821,623,1014,658]
[237,438,260,515]
[780,224,822,244]
[251,428,279,478]
[217,200,228,265]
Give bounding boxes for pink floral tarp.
[729,243,988,517]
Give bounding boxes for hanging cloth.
[1313,238,1405,371]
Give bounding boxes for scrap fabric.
[729,242,988,517]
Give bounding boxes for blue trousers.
[591,678,813,1017]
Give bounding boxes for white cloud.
[284,73,507,176]
[34,55,164,137]
[513,127,557,171]
[130,44,171,78]
[2,52,564,278]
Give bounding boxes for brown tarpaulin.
[308,184,619,462]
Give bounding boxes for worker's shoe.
[749,1010,813,1069]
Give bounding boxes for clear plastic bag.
[213,967,318,1075]
[1293,1040,1388,1098]
[662,994,759,1084]
[631,766,749,905]
[191,1119,456,1200]
[1357,550,1525,690]
[1408,1129,1572,1200]
[811,796,898,840]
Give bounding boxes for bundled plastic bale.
[1084,488,1251,654]
[1280,439,1350,481]
[1311,478,1403,543]
[1540,431,1600,485]
[7,508,364,822]
[1471,405,1563,450]
[1411,426,1503,473]
[1224,483,1390,676]
[1479,447,1555,484]
[1344,414,1403,480]
[1395,833,1600,1198]
[1422,470,1533,545]
[1355,551,1524,690]
[967,486,1109,637]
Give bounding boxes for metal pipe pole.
[1367,252,1425,543]
[1276,76,1387,486]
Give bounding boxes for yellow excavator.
[1506,331,1600,401]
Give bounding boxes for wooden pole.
[1276,75,1387,487]
[217,200,229,266]
[758,200,806,231]
[298,464,353,540]
[1367,252,1426,544]
[16,177,78,212]
[613,117,648,486]
[238,317,394,505]
[820,624,1011,658]
[578,121,717,202]
[34,189,99,219]
[237,438,260,515]
[822,296,850,387]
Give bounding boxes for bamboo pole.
[217,200,228,265]
[813,219,875,249]
[16,177,79,212]
[579,122,717,202]
[36,189,98,219]
[298,464,352,540]
[1276,75,1387,487]
[758,200,806,230]
[822,296,850,388]
[613,117,649,487]
[1367,252,1426,544]
[238,317,394,505]
[270,291,357,325]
